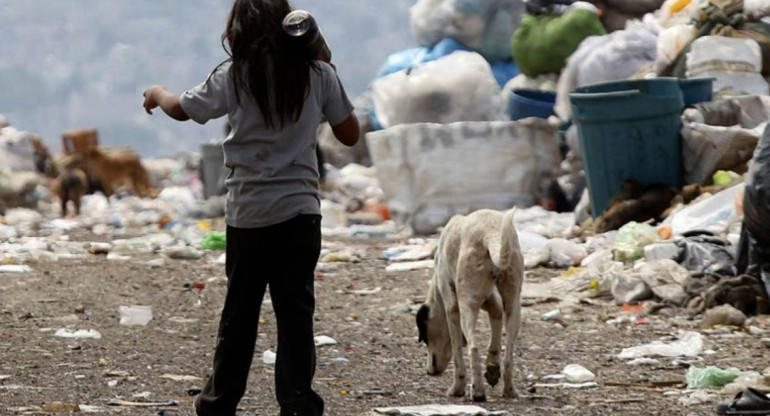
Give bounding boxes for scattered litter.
[382,243,436,262]
[321,251,360,263]
[687,366,744,389]
[107,253,132,262]
[627,358,659,366]
[133,391,153,399]
[159,374,202,382]
[85,242,112,254]
[618,331,703,360]
[147,258,166,268]
[165,246,203,260]
[721,370,770,395]
[314,336,338,346]
[542,309,563,323]
[374,404,510,416]
[107,399,178,407]
[0,265,31,274]
[54,329,102,340]
[702,304,747,328]
[563,382,599,389]
[200,231,226,250]
[562,364,595,383]
[263,350,277,365]
[643,243,680,262]
[613,222,662,263]
[679,390,716,407]
[347,287,383,296]
[386,260,434,273]
[119,305,153,326]
[42,402,81,413]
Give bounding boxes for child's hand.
[142,85,166,115]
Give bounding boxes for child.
[142,1,359,415]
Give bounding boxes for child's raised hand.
[142,85,166,115]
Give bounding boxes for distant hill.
[0,0,414,157]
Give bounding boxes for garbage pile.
[328,2,770,393]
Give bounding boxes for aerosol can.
[282,10,332,63]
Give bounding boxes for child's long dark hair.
[222,0,317,130]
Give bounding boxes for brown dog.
[84,147,155,198]
[53,168,88,217]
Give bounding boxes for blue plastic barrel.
[570,78,685,217]
[509,89,556,120]
[679,77,715,107]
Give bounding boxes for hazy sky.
[0,1,415,157]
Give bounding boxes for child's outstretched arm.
[143,85,189,121]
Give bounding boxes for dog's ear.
[416,304,430,345]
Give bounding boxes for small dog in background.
[53,168,88,217]
[416,208,524,402]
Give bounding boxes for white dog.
[416,208,523,401]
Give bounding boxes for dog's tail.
[488,208,517,270]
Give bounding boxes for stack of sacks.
[687,36,769,96]
[410,0,525,62]
[0,126,38,173]
[0,124,47,210]
[555,22,659,120]
[371,51,506,129]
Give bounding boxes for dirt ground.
[1,233,769,416]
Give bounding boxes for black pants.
[196,215,324,416]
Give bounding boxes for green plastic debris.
[201,231,226,251]
[713,170,740,187]
[613,222,662,263]
[512,9,606,77]
[686,366,743,389]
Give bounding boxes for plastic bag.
[376,38,471,79]
[666,184,743,236]
[200,231,226,251]
[410,0,525,61]
[686,37,769,97]
[676,234,737,278]
[687,366,743,389]
[371,52,505,129]
[613,222,662,262]
[555,23,658,120]
[512,9,606,77]
[618,331,703,359]
[654,24,696,74]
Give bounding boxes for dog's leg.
[443,296,467,398]
[498,276,522,399]
[460,300,485,402]
[483,293,503,388]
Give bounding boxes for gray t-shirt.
[180,61,354,228]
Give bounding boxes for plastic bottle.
[282,10,332,62]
